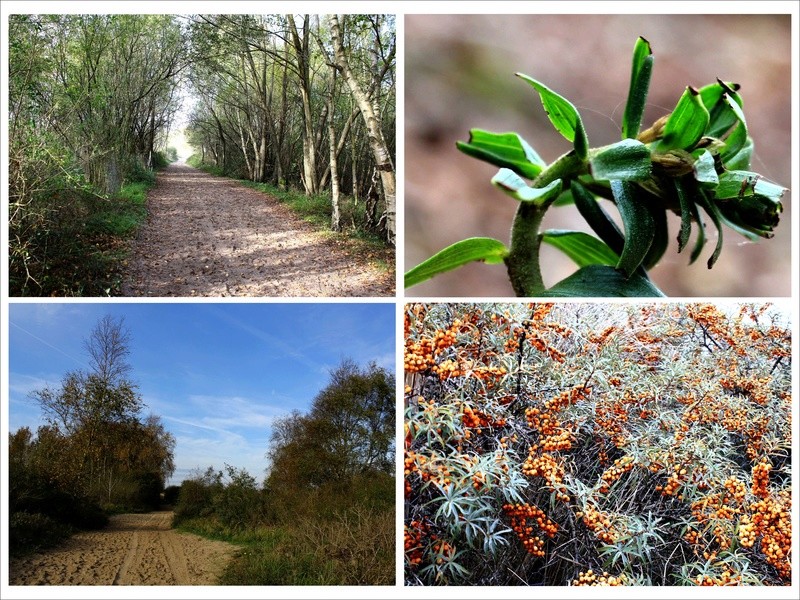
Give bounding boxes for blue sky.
[7,302,396,485]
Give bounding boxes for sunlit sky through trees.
[8,303,395,485]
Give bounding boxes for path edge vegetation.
[187,155,396,280]
[10,151,176,297]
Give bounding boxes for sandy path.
[8,511,236,586]
[121,162,393,297]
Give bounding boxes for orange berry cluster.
[688,304,740,351]
[598,456,635,494]
[527,332,565,363]
[694,572,742,586]
[431,538,455,564]
[587,326,618,346]
[739,489,791,580]
[502,503,558,557]
[404,319,461,374]
[461,404,506,439]
[404,450,452,497]
[578,504,619,544]
[572,569,626,586]
[656,465,688,499]
[404,520,429,567]
[689,493,740,554]
[521,453,568,499]
[720,374,770,405]
[607,376,622,387]
[751,458,771,498]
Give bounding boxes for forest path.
[121,162,393,296]
[8,511,236,585]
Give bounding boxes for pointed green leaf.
[541,230,619,267]
[610,180,655,277]
[543,264,665,297]
[456,129,545,179]
[491,168,563,205]
[571,181,624,256]
[699,80,742,138]
[722,134,752,170]
[404,238,508,288]
[516,72,589,159]
[622,36,654,139]
[590,139,651,181]
[658,86,710,151]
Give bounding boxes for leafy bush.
[404,302,791,585]
[214,465,265,531]
[9,512,73,556]
[173,468,224,524]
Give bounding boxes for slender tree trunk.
[326,70,341,231]
[288,15,319,195]
[329,14,395,244]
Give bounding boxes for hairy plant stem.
[504,151,587,296]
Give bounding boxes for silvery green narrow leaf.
[657,86,710,152]
[688,200,707,264]
[491,168,563,205]
[716,170,787,203]
[692,149,718,188]
[589,139,652,181]
[674,179,694,253]
[543,264,665,297]
[404,237,508,288]
[695,194,726,268]
[541,230,619,268]
[642,197,668,269]
[516,72,589,160]
[571,181,624,256]
[622,36,654,139]
[699,80,742,138]
[713,172,783,238]
[610,180,655,277]
[456,129,545,179]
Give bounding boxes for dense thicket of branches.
[186,14,396,242]
[8,14,186,295]
[9,316,175,554]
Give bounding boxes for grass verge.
[176,507,394,585]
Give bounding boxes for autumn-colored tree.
[265,360,394,518]
[12,315,175,531]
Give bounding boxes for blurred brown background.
[404,14,791,297]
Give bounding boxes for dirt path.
[121,162,393,296]
[9,511,236,586]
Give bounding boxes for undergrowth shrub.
[9,512,73,556]
[404,302,790,586]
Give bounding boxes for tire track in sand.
[112,530,139,585]
[9,511,236,586]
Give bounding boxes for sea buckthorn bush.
[404,302,790,586]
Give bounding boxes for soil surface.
[9,511,236,586]
[121,162,393,297]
